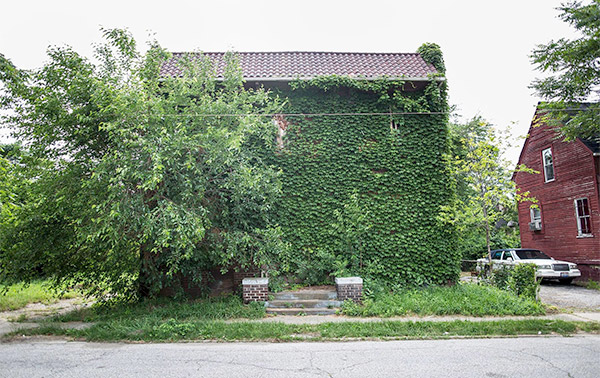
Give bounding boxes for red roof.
[160,51,438,81]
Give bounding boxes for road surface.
[1,336,599,377]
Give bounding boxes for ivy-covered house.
[161,46,458,291]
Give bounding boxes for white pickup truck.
[478,248,581,284]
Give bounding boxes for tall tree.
[531,0,600,139]
[0,29,286,299]
[447,117,536,261]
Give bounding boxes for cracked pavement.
[1,336,599,377]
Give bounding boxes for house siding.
[515,112,600,281]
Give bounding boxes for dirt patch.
[0,298,91,323]
[0,298,93,336]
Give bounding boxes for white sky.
[0,0,579,163]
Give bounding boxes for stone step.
[272,290,338,301]
[266,307,338,316]
[266,299,343,309]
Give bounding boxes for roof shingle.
[160,51,438,81]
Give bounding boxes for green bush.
[491,265,512,290]
[507,264,539,300]
[491,263,539,300]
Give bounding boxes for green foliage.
[329,192,372,277]
[507,264,540,300]
[582,279,600,291]
[0,30,286,299]
[270,52,457,286]
[491,263,540,300]
[491,265,512,290]
[530,0,600,139]
[1,36,457,295]
[446,117,536,259]
[417,43,446,73]
[340,283,545,317]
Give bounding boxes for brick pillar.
[242,277,269,303]
[335,277,363,302]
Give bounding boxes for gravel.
[538,281,600,311]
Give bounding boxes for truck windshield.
[515,250,551,260]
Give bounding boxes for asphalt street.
[1,336,599,378]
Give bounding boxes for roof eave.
[242,75,444,82]
[159,75,444,82]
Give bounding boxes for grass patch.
[579,280,600,291]
[51,295,266,323]
[0,280,79,311]
[340,283,546,317]
[10,319,600,342]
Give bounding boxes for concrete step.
[266,307,338,316]
[272,290,338,301]
[266,299,343,309]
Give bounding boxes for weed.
[580,280,600,291]
[340,283,545,317]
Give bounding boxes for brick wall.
[233,268,261,290]
[242,277,269,303]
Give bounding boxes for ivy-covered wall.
[265,67,459,286]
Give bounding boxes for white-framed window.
[574,198,592,236]
[530,207,541,222]
[542,147,555,182]
[529,206,542,231]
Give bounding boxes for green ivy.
[266,53,459,286]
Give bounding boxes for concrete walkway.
[246,311,600,324]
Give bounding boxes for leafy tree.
[0,29,286,300]
[530,0,600,139]
[330,192,372,277]
[447,117,536,261]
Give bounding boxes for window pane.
[515,250,550,259]
[543,149,553,165]
[545,165,555,180]
[582,217,591,234]
[580,199,590,216]
[542,148,554,181]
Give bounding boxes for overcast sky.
[0,0,579,162]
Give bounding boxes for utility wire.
[147,111,449,117]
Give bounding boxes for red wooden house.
[514,106,600,281]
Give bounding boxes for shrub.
[507,264,539,300]
[491,263,539,300]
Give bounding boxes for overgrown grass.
[10,319,600,342]
[0,280,79,311]
[51,295,266,323]
[341,283,545,317]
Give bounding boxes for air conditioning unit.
[529,221,542,231]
